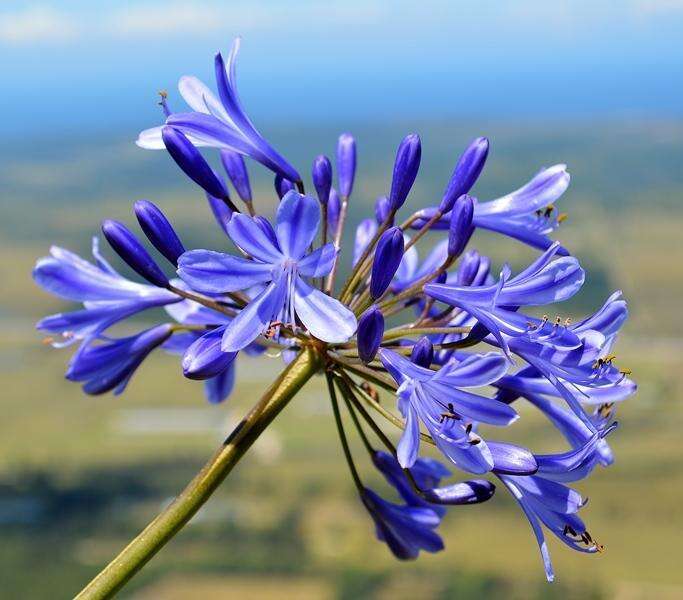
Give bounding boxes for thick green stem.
[75,349,320,600]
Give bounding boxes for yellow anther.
[557,212,568,223]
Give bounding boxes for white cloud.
[0,5,79,44]
[0,2,385,45]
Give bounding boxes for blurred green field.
[1,121,682,599]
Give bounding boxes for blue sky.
[2,0,683,137]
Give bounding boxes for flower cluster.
[34,39,636,581]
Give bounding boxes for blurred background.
[1,1,682,598]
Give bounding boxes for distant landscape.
[2,119,682,598]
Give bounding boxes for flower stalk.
[75,349,320,600]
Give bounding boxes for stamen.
[158,90,171,117]
[557,212,568,223]
[42,336,55,345]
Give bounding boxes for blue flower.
[361,487,443,560]
[33,238,179,345]
[372,450,451,516]
[378,348,523,473]
[498,473,597,582]
[414,164,570,253]
[178,191,356,351]
[66,324,173,395]
[137,38,300,183]
[425,242,585,356]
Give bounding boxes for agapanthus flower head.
[37,38,636,590]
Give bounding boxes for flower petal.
[221,275,287,351]
[293,276,356,343]
[275,192,320,260]
[298,243,337,278]
[226,213,283,263]
[178,249,274,293]
[397,404,420,468]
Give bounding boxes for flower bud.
[439,137,489,213]
[182,327,238,380]
[311,155,332,206]
[455,250,481,286]
[389,134,421,211]
[336,133,356,198]
[374,195,393,225]
[206,194,233,236]
[421,479,496,505]
[357,306,384,363]
[101,219,169,287]
[162,126,228,199]
[370,227,404,299]
[274,174,295,199]
[410,337,433,368]
[220,150,252,203]
[327,188,341,234]
[448,194,475,257]
[134,200,185,267]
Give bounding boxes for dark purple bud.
[134,200,185,267]
[162,126,228,199]
[410,337,433,368]
[274,174,295,199]
[448,194,475,257]
[439,137,489,213]
[327,188,341,233]
[312,155,332,206]
[389,134,421,211]
[455,250,481,286]
[336,133,356,198]
[206,194,233,236]
[182,327,238,380]
[101,219,168,287]
[357,306,384,363]
[421,479,496,505]
[220,150,252,203]
[370,227,404,299]
[374,195,393,225]
[434,271,447,284]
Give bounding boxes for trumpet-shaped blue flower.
[178,191,356,351]
[137,39,300,183]
[414,164,570,253]
[66,324,173,395]
[499,472,597,582]
[361,487,443,560]
[425,243,585,356]
[378,348,524,473]
[33,238,179,345]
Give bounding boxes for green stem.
[75,349,320,600]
